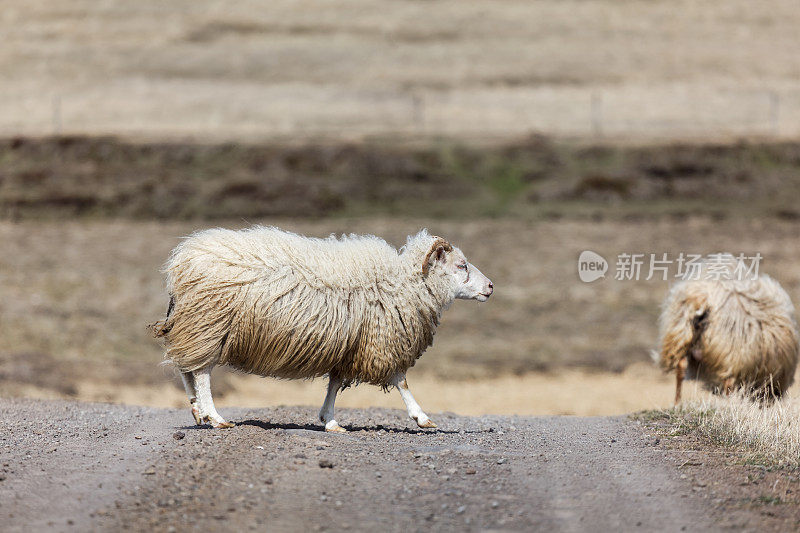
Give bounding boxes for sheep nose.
[488,281,493,292]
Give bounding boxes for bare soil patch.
[3,136,800,220]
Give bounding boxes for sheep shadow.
[236,418,466,435]
[176,420,489,435]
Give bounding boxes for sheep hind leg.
[722,377,736,396]
[393,373,436,429]
[180,371,202,425]
[674,356,688,405]
[319,375,346,433]
[192,367,234,429]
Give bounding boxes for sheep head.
[421,235,493,302]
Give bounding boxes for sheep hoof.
[416,419,437,429]
[325,421,347,433]
[199,413,234,428]
[191,405,203,426]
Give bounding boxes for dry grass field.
[653,395,800,468]
[3,214,800,415]
[4,0,800,140]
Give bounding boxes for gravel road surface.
[1,399,717,532]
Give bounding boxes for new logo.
[578,251,608,282]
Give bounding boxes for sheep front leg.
[319,375,346,432]
[180,371,202,425]
[393,374,437,429]
[192,367,234,429]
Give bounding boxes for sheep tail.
[659,292,708,372]
[150,295,175,338]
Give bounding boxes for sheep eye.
[458,263,468,270]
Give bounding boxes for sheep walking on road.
[152,227,493,431]
[656,255,799,404]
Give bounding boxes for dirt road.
[1,398,722,532]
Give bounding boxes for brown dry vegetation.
[4,136,800,220]
[646,395,800,469]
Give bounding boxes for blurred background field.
[2,0,800,415]
[5,0,800,140]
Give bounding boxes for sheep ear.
[421,238,451,275]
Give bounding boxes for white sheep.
[656,255,799,403]
[152,227,493,431]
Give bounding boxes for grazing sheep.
[656,255,799,404]
[152,227,493,431]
